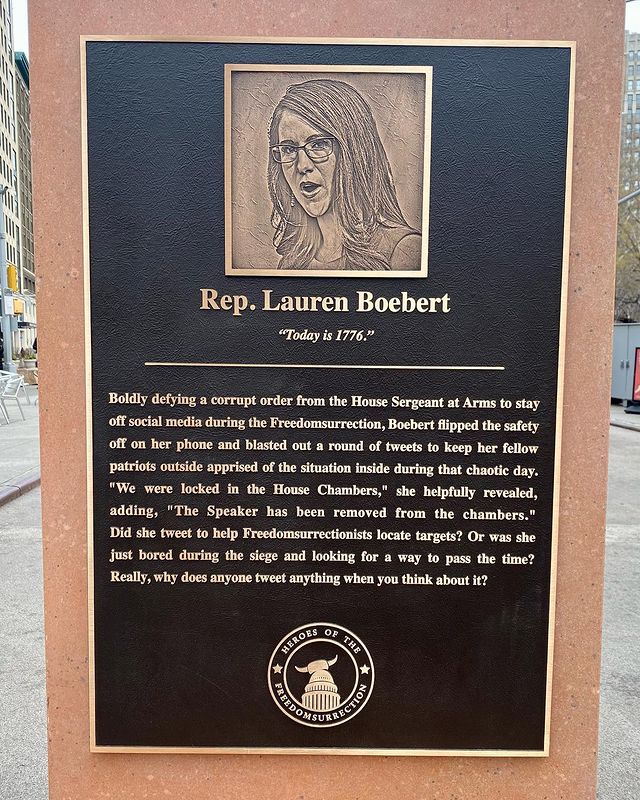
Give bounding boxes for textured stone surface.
[30,2,623,798]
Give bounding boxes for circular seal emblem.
[267,622,374,728]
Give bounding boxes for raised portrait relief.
[226,66,432,277]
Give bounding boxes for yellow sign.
[7,264,17,291]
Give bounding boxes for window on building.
[627,93,634,110]
[630,64,635,75]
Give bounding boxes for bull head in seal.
[295,656,338,675]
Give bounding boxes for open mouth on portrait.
[300,181,322,198]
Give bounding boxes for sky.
[629,1,640,33]
[13,0,28,56]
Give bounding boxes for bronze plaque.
[83,37,574,755]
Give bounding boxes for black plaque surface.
[83,37,573,754]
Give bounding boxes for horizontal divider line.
[145,361,505,371]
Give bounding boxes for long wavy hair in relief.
[268,79,413,271]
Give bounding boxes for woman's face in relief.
[277,110,336,218]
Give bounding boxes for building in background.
[621,31,640,192]
[14,49,35,350]
[15,51,33,291]
[617,32,640,322]
[0,0,35,365]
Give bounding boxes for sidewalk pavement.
[0,488,47,800]
[598,425,640,799]
[610,402,640,433]
[0,389,40,506]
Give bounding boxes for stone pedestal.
[31,2,622,798]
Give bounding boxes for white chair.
[0,374,9,423]
[1,374,26,421]
[18,374,31,405]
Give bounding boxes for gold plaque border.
[81,35,576,757]
[223,63,432,278]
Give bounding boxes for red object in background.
[634,348,640,401]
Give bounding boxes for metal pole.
[618,186,640,205]
[0,185,16,372]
